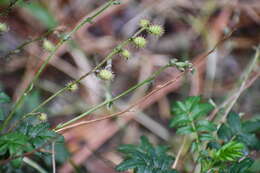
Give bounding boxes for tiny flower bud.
[99,69,114,80]
[43,39,55,52]
[121,49,131,59]
[148,25,164,36]
[139,19,150,28]
[0,23,9,32]
[38,113,47,121]
[67,82,78,91]
[133,36,147,48]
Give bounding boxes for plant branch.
[0,0,118,132]
[1,29,54,59]
[8,27,145,132]
[54,64,172,132]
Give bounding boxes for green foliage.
[170,96,215,141]
[228,158,254,173]
[217,112,260,150]
[116,136,178,173]
[213,141,244,162]
[0,91,67,171]
[0,132,33,167]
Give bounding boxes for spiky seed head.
[148,25,164,36]
[99,69,114,80]
[133,36,147,48]
[38,113,48,122]
[0,23,9,32]
[139,19,150,28]
[121,49,131,59]
[43,39,55,52]
[67,82,78,91]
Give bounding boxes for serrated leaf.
[116,136,177,173]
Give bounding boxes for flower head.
[133,36,147,48]
[148,25,164,36]
[99,69,114,80]
[121,49,131,59]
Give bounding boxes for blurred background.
[0,0,259,172]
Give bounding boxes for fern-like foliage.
[116,136,179,173]
[213,141,245,162]
[170,96,215,144]
[0,91,68,171]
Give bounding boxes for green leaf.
[242,120,260,133]
[170,96,214,136]
[176,126,194,134]
[116,159,145,171]
[214,141,244,162]
[199,133,215,141]
[237,133,260,150]
[229,158,254,173]
[218,124,233,142]
[0,92,10,103]
[190,103,214,120]
[116,136,178,173]
[227,112,242,133]
[169,114,190,128]
[0,132,33,168]
[196,120,216,132]
[218,112,260,150]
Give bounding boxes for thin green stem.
[2,29,54,59]
[8,27,145,132]
[54,64,171,131]
[0,0,117,132]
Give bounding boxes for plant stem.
[220,46,259,123]
[2,29,54,59]
[23,157,48,173]
[0,0,117,132]
[52,142,56,173]
[54,64,171,131]
[172,136,188,169]
[8,27,145,132]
